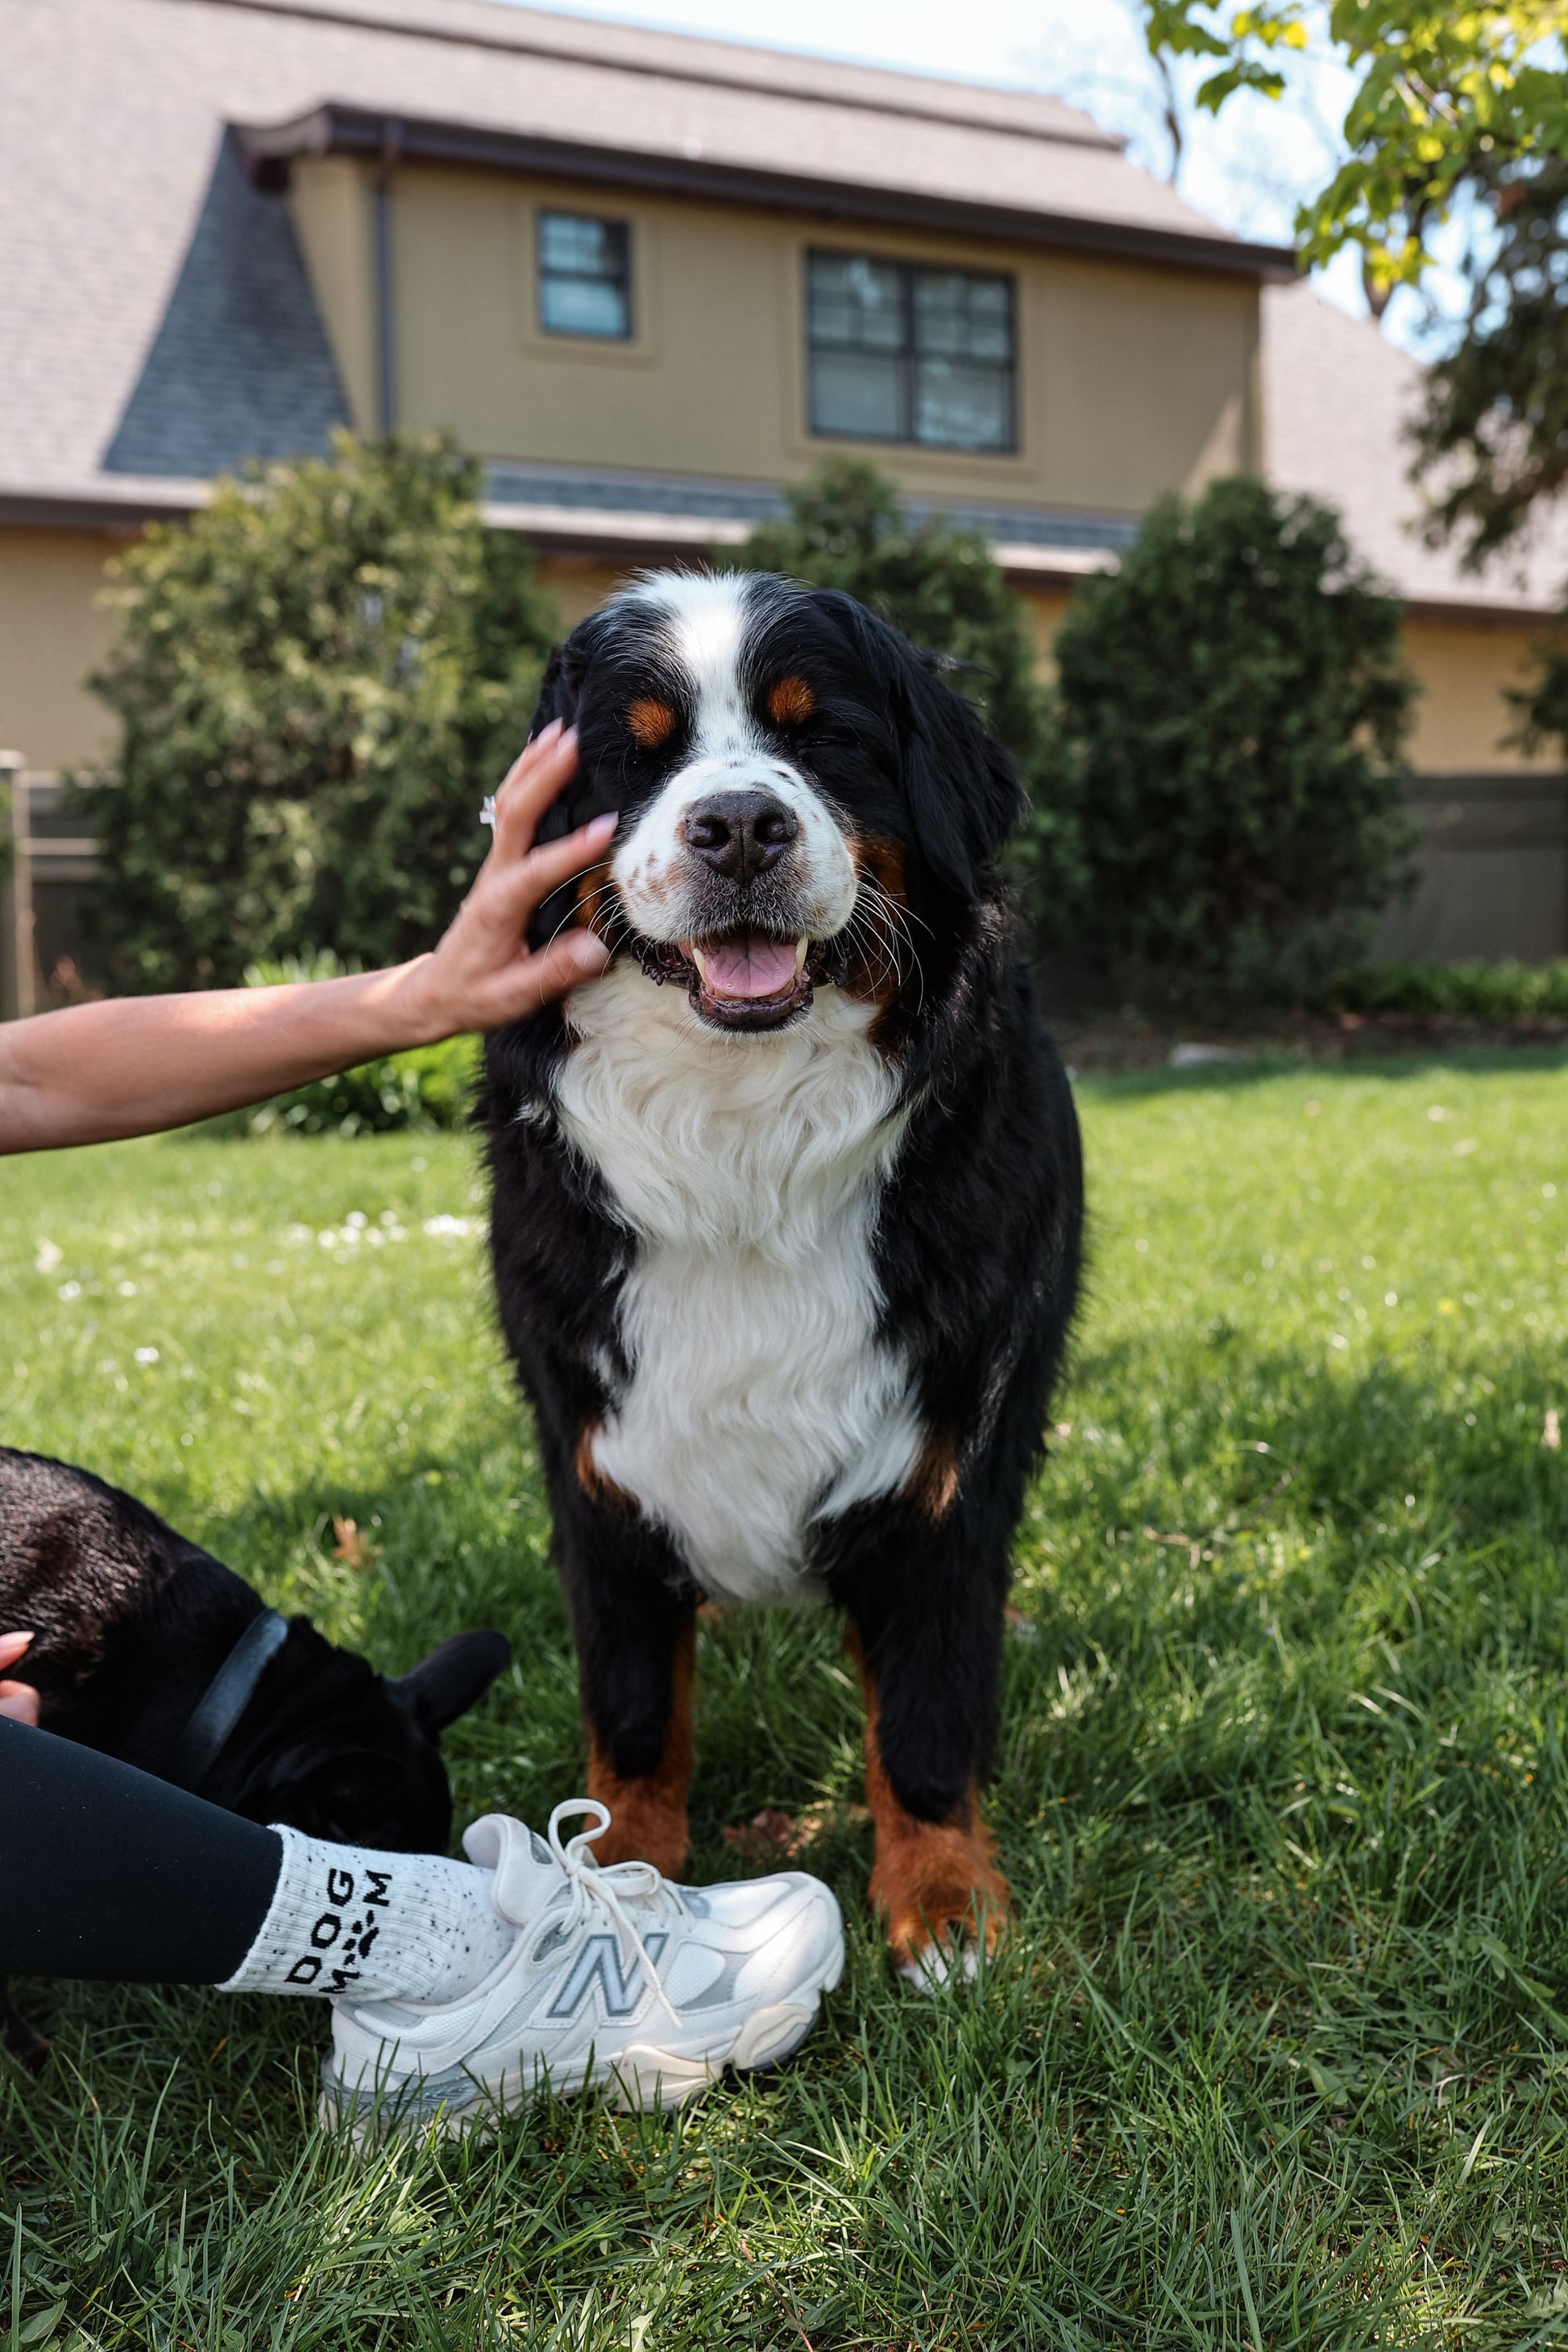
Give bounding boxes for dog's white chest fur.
[552,962,920,1603]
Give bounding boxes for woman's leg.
[0,1716,281,1981]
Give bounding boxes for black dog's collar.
[172,1608,290,1793]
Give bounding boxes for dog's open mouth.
[630,927,848,1030]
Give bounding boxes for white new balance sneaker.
[319,1798,844,2137]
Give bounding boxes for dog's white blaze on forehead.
[638,571,760,760]
[554,960,921,1604]
[610,570,857,946]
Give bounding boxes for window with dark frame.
[806,251,1016,453]
[537,210,633,339]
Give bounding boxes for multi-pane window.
[807,252,1015,452]
[537,211,633,339]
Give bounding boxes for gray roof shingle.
[104,130,347,477]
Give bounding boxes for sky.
[496,0,1457,352]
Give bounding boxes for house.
[2,0,1565,1014]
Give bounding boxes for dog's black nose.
[684,790,799,886]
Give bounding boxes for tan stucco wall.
[536,554,635,632]
[0,528,120,770]
[343,164,1260,520]
[290,157,378,433]
[1402,616,1557,772]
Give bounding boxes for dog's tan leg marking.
[575,1421,633,1513]
[849,1631,1010,1968]
[587,1616,695,1878]
[903,1429,960,1521]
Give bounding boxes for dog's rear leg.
[837,1542,1010,1980]
[560,1501,697,1878]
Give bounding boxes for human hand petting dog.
[0,724,612,1154]
[380,722,611,1047]
[0,1632,39,1727]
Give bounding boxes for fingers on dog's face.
[493,724,579,849]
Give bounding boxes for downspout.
[373,119,402,433]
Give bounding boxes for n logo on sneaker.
[546,1931,667,2020]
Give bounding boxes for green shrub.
[740,459,1084,932]
[1332,959,1568,1022]
[1053,475,1417,998]
[199,955,479,1138]
[77,433,558,991]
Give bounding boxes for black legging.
[1,1717,282,1981]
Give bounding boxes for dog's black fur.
[480,573,1084,1956]
[0,1447,509,1847]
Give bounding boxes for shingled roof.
[0,0,1288,504]
[2,0,1560,618]
[1263,282,1568,620]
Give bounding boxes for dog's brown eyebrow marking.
[626,695,677,749]
[767,674,815,727]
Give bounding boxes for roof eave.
[238,104,1300,282]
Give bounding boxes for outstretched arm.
[0,724,610,1155]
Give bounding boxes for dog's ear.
[521,645,580,852]
[811,590,1025,898]
[893,649,1027,898]
[392,1630,512,1735]
[529,642,577,740]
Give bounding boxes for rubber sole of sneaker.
[321,1939,845,2142]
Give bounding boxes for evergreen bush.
[1331,959,1568,1023]
[1053,475,1417,998]
[78,433,558,990]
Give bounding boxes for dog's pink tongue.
[698,935,799,1000]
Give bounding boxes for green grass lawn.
[6,1056,1568,2347]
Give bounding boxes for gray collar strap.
[172,1608,290,1793]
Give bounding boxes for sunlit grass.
[6,1054,1568,2345]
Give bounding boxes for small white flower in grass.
[135,1346,160,1367]
[1330,1334,1348,1349]
[118,1280,136,1297]
[284,1223,312,1245]
[1427,1105,1449,1122]
[1545,1184,1558,1200]
[346,1211,367,1230]
[34,1239,61,1275]
[58,1281,81,1300]
[423,1214,479,1239]
[317,1230,338,1249]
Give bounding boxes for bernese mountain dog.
[483,569,1083,1978]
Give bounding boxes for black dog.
[1,1448,509,1843]
[2,1446,509,2059]
[482,570,1083,1977]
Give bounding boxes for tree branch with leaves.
[1141,3,1568,565]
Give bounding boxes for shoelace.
[546,1798,687,2030]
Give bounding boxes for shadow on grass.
[14,1336,1568,2342]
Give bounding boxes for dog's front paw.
[869,1815,1009,1986]
[585,1761,691,1879]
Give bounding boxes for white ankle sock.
[220,1826,515,2004]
